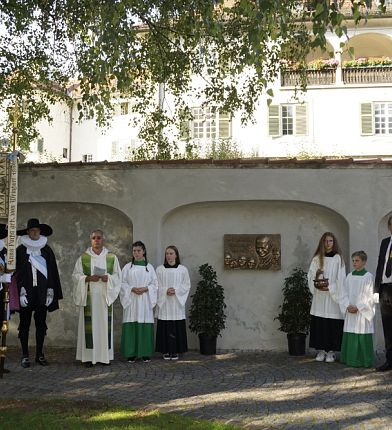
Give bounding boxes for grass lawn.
[0,399,244,430]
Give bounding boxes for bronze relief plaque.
[224,234,281,271]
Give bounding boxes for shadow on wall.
[8,202,133,348]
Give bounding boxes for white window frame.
[82,154,93,163]
[181,107,231,141]
[192,107,217,140]
[374,102,392,135]
[268,104,308,137]
[360,101,392,136]
[281,105,294,135]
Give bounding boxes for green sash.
[81,252,115,349]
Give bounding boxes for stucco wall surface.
[7,160,392,352]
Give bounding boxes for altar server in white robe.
[340,250,376,368]
[308,232,346,363]
[73,230,121,367]
[120,241,158,362]
[155,245,191,360]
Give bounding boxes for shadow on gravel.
[2,348,391,429]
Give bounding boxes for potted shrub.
[275,267,312,355]
[189,263,227,355]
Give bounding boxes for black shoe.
[35,356,49,366]
[142,356,151,363]
[376,362,392,372]
[21,357,31,368]
[170,354,179,361]
[127,356,136,363]
[84,362,94,368]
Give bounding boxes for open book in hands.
[93,266,106,276]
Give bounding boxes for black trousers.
[18,306,47,358]
[380,285,392,363]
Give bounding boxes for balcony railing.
[281,66,392,86]
[342,66,392,84]
[281,69,336,87]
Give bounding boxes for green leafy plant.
[275,268,312,335]
[189,263,227,338]
[1,1,386,152]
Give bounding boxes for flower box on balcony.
[343,57,392,68]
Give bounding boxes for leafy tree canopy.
[0,0,386,154]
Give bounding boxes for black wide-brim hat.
[0,224,7,240]
[17,218,53,237]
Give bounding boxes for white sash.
[29,255,48,281]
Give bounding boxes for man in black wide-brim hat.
[16,218,62,368]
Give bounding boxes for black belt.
[382,283,392,287]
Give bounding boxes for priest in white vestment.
[73,230,121,366]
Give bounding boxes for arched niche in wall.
[341,33,392,60]
[306,42,335,62]
[8,202,133,347]
[161,200,349,351]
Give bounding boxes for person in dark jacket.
[16,218,62,368]
[375,215,392,372]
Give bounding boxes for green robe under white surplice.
[339,269,376,368]
[73,247,121,364]
[119,261,158,358]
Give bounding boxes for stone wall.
[7,159,392,352]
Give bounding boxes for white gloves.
[20,287,28,307]
[46,288,54,307]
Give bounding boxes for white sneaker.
[325,351,336,363]
[315,350,327,361]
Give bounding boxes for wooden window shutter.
[180,119,190,140]
[268,105,280,136]
[218,111,231,139]
[37,138,44,153]
[360,103,373,135]
[295,104,308,136]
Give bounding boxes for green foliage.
[0,1,386,152]
[205,139,244,160]
[275,268,312,335]
[184,138,244,160]
[189,263,227,338]
[1,398,242,430]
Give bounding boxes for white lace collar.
[20,235,48,253]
